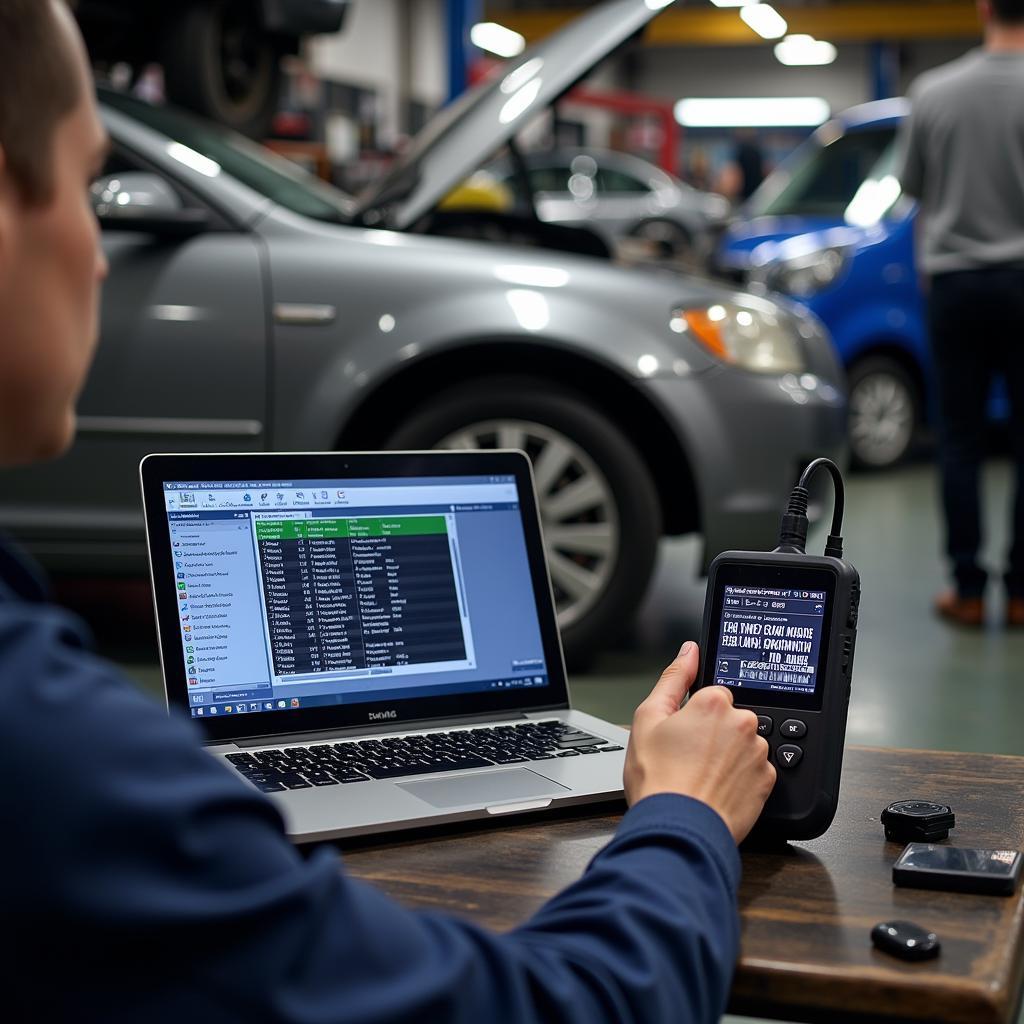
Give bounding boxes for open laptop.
[140,451,628,842]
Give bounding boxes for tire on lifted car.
[162,0,286,139]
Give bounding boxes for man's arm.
[3,603,746,1024]
[895,89,926,201]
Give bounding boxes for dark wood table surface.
[339,746,1024,1024]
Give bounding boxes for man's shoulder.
[911,50,986,105]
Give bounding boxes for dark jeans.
[929,268,1024,598]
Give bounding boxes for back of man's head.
[990,0,1024,25]
[0,0,108,469]
[0,0,82,204]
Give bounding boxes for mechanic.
[897,0,1024,627]
[0,2,776,1020]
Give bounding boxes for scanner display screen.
[705,563,837,710]
[713,586,826,695]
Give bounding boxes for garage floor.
[76,459,1024,1024]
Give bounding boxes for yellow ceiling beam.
[486,4,982,47]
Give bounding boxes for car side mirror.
[91,172,211,236]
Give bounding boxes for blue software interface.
[712,586,826,695]
[161,475,550,719]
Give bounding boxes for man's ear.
[0,144,12,274]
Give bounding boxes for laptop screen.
[159,473,551,722]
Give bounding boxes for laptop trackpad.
[398,768,570,809]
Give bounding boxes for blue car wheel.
[847,356,920,468]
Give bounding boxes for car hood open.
[353,0,675,230]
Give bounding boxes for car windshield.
[748,125,899,220]
[99,89,356,224]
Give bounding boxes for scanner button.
[756,716,774,737]
[776,744,803,769]
[780,719,807,739]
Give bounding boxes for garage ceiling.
[484,1,982,44]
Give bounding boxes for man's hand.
[624,642,777,843]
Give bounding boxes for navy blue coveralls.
[0,538,741,1023]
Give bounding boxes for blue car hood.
[719,215,847,269]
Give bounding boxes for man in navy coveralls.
[0,2,776,1020]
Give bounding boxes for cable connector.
[777,485,809,554]
[776,458,846,559]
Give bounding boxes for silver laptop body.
[141,451,627,843]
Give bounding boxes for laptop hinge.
[225,710,535,748]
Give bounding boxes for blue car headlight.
[749,245,850,299]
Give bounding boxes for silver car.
[1,0,847,663]
[489,147,731,263]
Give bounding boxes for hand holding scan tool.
[694,459,859,842]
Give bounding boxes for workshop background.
[5,7,1021,1019]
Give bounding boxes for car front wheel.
[384,378,662,665]
[848,356,920,469]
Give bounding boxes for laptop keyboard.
[224,720,624,793]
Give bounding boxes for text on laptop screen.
[161,476,550,719]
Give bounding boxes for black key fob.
[871,920,941,962]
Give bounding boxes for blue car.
[716,99,930,468]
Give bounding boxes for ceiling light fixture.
[775,34,838,66]
[740,3,788,39]
[674,96,831,128]
[470,21,526,59]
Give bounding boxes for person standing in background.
[897,0,1024,627]
[734,129,765,201]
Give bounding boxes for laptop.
[140,451,628,842]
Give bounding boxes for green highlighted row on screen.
[255,516,449,541]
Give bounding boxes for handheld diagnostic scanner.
[695,458,860,842]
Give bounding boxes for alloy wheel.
[436,419,620,629]
[849,371,916,468]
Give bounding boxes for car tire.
[847,356,920,469]
[629,218,694,262]
[384,377,662,667]
[162,0,282,138]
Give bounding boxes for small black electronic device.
[695,458,859,842]
[881,800,956,843]
[893,843,1023,896]
[870,920,941,962]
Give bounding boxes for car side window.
[596,168,650,194]
[528,166,572,193]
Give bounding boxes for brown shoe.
[1007,598,1024,628]
[934,591,985,627]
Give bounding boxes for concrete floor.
[574,458,1024,758]
[73,459,1024,1023]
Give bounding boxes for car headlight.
[749,246,849,298]
[670,300,805,374]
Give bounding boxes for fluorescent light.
[499,77,543,124]
[506,290,550,331]
[471,21,525,58]
[775,34,838,66]
[845,174,902,227]
[740,3,788,39]
[675,96,830,128]
[165,142,220,178]
[494,265,570,288]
